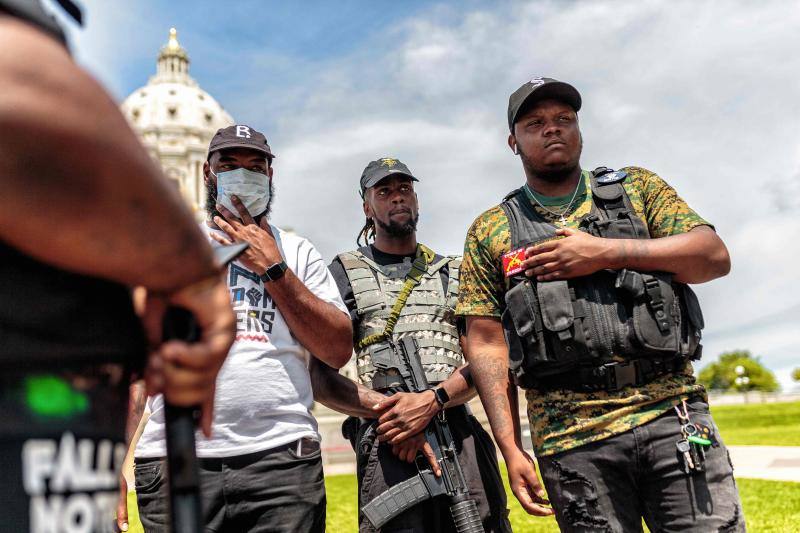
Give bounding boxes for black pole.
[162,242,248,532]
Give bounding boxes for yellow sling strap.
[354,243,435,351]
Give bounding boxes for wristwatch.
[432,387,450,410]
[260,260,288,282]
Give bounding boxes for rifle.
[361,337,485,533]
[162,242,248,533]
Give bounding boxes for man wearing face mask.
[124,125,353,533]
[311,158,511,532]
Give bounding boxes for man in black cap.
[123,125,353,532]
[458,77,744,531]
[311,158,512,532]
[0,2,234,531]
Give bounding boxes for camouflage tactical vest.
[501,168,705,391]
[338,247,463,389]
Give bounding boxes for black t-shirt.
[328,244,457,336]
[0,1,144,369]
[0,243,145,368]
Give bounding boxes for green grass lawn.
[711,401,800,446]
[125,474,799,532]
[123,402,800,531]
[324,474,800,532]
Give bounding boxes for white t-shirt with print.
[135,224,348,458]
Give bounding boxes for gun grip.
[163,306,201,342]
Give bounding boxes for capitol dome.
[121,28,234,214]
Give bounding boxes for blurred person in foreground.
[0,1,234,532]
[458,77,743,532]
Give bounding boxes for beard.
[518,135,582,183]
[205,179,274,223]
[376,211,419,237]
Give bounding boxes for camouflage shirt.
[456,167,711,456]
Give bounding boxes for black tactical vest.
[500,168,705,392]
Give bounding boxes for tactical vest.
[500,168,705,392]
[338,247,464,390]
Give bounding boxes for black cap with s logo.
[507,77,582,132]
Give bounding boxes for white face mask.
[213,168,270,218]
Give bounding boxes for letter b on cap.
[236,125,251,138]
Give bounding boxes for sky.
[50,0,800,390]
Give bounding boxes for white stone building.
[120,28,234,215]
[120,28,360,387]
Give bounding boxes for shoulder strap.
[355,244,435,351]
[588,167,650,239]
[426,255,451,276]
[445,256,462,306]
[337,249,384,314]
[500,187,558,249]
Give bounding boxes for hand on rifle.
[140,275,235,437]
[390,433,441,477]
[373,390,439,444]
[505,448,554,516]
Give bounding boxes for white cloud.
[268,0,800,378]
[68,0,800,378]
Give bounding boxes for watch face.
[263,261,287,282]
[435,387,450,406]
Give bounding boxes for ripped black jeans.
[537,398,745,532]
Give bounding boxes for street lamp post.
[734,365,751,403]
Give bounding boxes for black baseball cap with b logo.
[359,157,418,197]
[208,124,275,158]
[507,77,582,132]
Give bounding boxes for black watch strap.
[433,387,450,409]
[260,261,288,282]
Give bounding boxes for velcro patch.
[502,247,526,278]
[596,170,628,184]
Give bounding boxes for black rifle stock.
[361,337,485,533]
[162,242,248,533]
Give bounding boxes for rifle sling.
[355,244,435,351]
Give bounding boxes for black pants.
[348,406,512,533]
[0,364,129,533]
[537,398,745,532]
[135,437,326,533]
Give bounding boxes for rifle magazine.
[362,474,433,529]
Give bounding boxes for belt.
[532,357,687,393]
[136,436,320,468]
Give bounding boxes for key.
[676,439,694,472]
[688,442,706,472]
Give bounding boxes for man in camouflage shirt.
[458,78,744,531]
